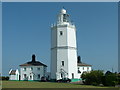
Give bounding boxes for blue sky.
[2,2,118,76]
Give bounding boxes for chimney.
[77,56,81,63]
[32,54,36,62]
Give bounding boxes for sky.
[2,2,118,76]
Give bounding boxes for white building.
[9,69,20,81]
[77,56,92,79]
[51,8,92,81]
[19,54,47,81]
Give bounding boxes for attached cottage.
[19,54,47,81]
[77,56,92,78]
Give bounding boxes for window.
[78,70,81,73]
[60,31,63,35]
[61,61,64,66]
[23,68,26,71]
[30,75,32,79]
[63,14,69,22]
[37,67,40,70]
[38,74,40,79]
[30,67,33,70]
[78,68,81,73]
[61,73,63,78]
[87,67,89,71]
[83,67,84,70]
[24,74,27,78]
[72,73,74,79]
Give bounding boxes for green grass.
[2,81,117,88]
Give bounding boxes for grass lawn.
[2,81,118,88]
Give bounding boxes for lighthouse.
[51,8,78,80]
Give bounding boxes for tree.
[0,76,9,80]
[118,73,120,84]
[81,70,104,86]
[102,71,118,86]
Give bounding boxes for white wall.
[51,24,78,80]
[9,69,19,80]
[67,26,76,47]
[9,75,19,80]
[68,49,78,79]
[57,26,67,47]
[51,48,57,79]
[77,66,92,78]
[51,26,57,48]
[20,66,46,81]
[56,49,68,80]
[51,26,57,79]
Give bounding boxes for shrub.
[102,71,118,86]
[0,76,9,80]
[81,70,104,85]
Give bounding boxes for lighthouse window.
[61,61,64,66]
[72,73,74,79]
[61,73,63,78]
[78,70,81,73]
[63,14,69,22]
[60,31,63,35]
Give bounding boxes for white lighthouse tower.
[51,8,78,81]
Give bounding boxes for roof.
[19,61,47,67]
[77,63,92,66]
[19,54,47,67]
[9,70,16,75]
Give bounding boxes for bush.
[118,73,120,84]
[81,70,120,86]
[81,70,104,85]
[102,71,118,86]
[0,76,9,80]
[92,82,99,86]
